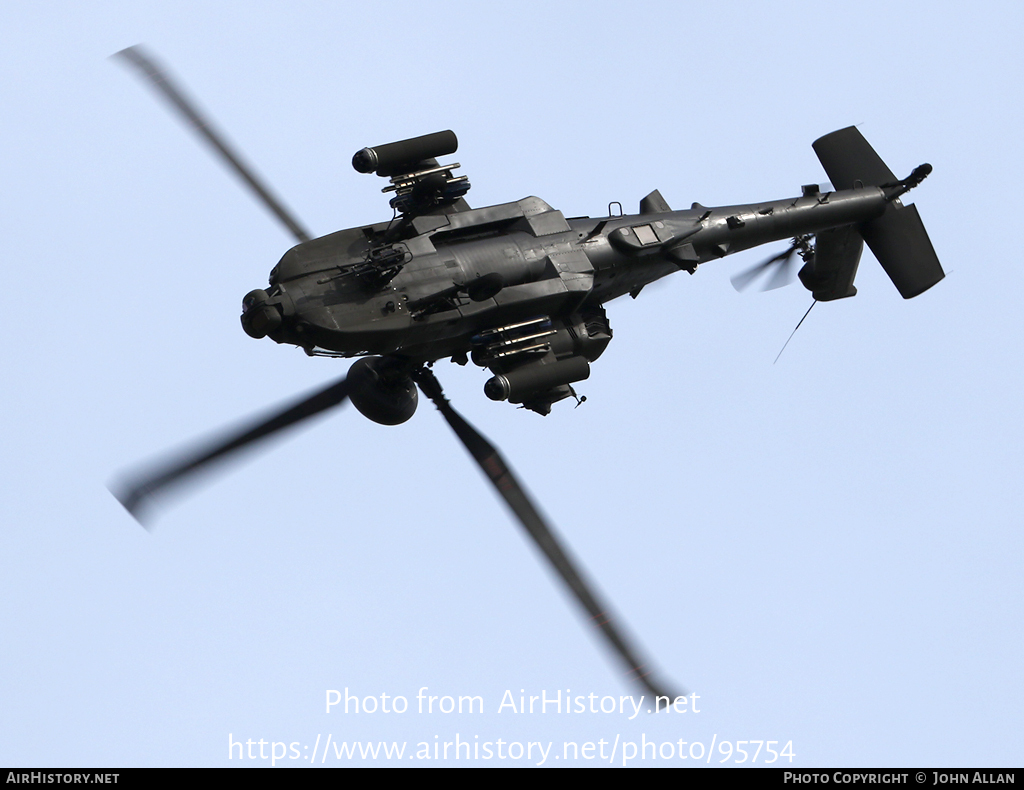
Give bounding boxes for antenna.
[774,301,817,365]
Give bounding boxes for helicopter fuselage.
[244,185,887,371]
[114,48,946,692]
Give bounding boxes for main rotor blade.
[114,45,312,244]
[112,376,349,523]
[413,368,678,700]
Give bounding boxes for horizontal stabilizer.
[860,203,944,299]
[812,127,944,298]
[813,126,896,190]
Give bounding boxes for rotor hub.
[347,357,418,426]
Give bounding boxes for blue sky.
[1,0,1021,767]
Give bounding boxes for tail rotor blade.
[114,45,312,244]
[413,368,679,699]
[731,247,792,291]
[763,250,797,290]
[111,376,350,524]
[733,235,815,292]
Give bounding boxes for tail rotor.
[731,235,814,292]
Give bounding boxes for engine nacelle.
[476,308,612,413]
[485,356,590,403]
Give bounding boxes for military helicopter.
[111,46,944,700]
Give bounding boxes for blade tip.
[643,682,685,704]
[110,44,143,62]
[108,482,154,529]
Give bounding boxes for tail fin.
[813,127,944,299]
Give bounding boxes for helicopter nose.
[240,288,283,338]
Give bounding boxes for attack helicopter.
[111,46,944,700]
